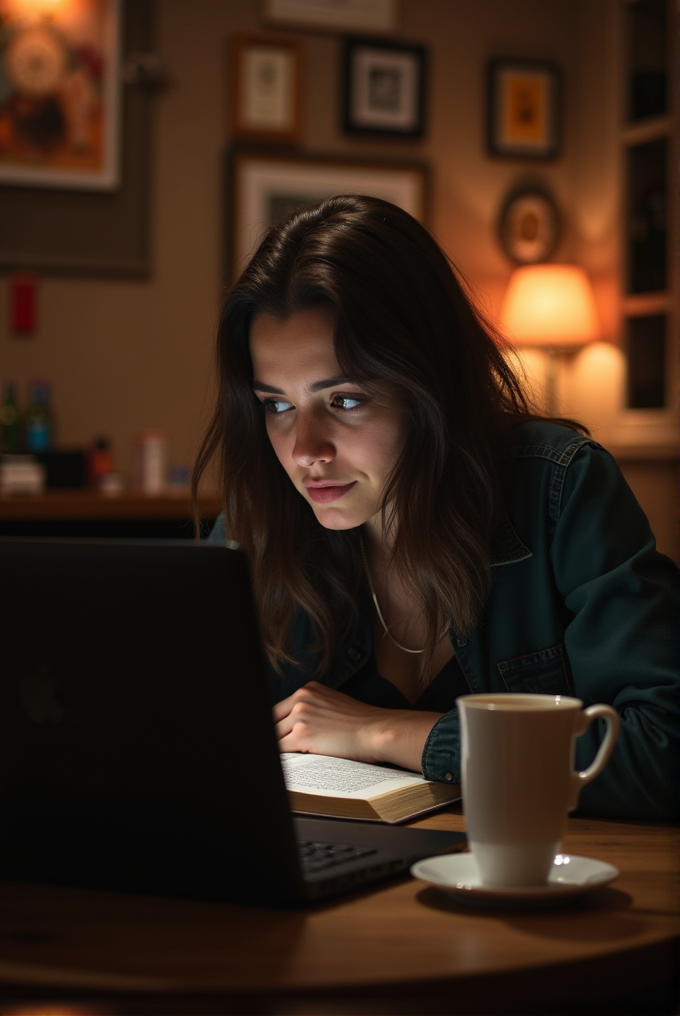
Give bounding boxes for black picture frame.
[343,37,426,138]
[487,58,561,160]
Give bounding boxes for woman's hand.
[272,681,443,772]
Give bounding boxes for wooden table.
[1,808,677,1015]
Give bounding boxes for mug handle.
[569,704,620,809]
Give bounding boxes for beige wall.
[0,0,677,549]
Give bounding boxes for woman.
[193,194,678,821]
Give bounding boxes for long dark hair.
[193,195,551,676]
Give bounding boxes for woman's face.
[250,306,408,533]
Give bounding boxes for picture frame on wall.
[227,148,427,275]
[487,59,561,160]
[0,0,154,275]
[343,38,426,137]
[0,0,121,189]
[497,187,560,264]
[261,0,399,34]
[230,34,303,143]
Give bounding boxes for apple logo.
[19,670,66,723]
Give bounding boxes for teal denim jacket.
[209,421,679,821]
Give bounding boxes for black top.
[342,651,469,712]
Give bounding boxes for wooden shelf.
[0,490,222,522]
[621,113,672,146]
[621,291,672,315]
[609,442,679,461]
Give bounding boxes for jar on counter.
[133,430,167,494]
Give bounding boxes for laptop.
[0,538,465,907]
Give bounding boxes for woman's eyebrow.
[309,375,351,392]
[252,375,352,394]
[252,381,285,394]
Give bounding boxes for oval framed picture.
[498,189,560,264]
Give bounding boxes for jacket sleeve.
[551,443,679,820]
[422,442,679,821]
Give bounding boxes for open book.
[281,753,460,824]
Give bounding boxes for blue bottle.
[25,381,54,453]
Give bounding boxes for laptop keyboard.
[298,839,378,874]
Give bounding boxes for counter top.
[0,490,222,521]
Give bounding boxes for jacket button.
[348,648,360,661]
[444,772,454,782]
[456,638,467,648]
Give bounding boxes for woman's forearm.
[362,708,444,772]
[273,680,443,773]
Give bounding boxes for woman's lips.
[304,481,356,503]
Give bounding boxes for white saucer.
[411,853,619,908]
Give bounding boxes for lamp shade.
[499,264,601,348]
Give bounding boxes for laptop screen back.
[0,539,305,905]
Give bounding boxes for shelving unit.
[620,0,678,414]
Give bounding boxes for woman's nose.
[291,411,335,466]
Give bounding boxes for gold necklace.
[359,534,424,655]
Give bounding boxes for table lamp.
[499,264,601,414]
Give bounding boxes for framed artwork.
[497,188,560,264]
[0,0,154,275]
[261,0,398,33]
[487,59,561,160]
[230,34,302,143]
[227,148,427,274]
[0,0,121,189]
[343,38,426,137]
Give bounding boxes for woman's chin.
[310,504,371,531]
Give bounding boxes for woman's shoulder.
[510,418,603,462]
[505,418,656,545]
[505,418,628,525]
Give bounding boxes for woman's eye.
[330,394,365,411]
[262,398,293,415]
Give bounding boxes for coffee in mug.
[457,694,619,887]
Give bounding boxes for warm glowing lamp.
[500,264,601,413]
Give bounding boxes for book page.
[281,753,427,799]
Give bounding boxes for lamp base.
[545,348,558,417]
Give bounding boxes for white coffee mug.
[457,693,620,887]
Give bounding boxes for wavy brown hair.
[193,195,568,677]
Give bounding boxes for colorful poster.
[0,0,120,189]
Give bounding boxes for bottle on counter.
[24,381,54,453]
[0,381,20,455]
[88,436,114,489]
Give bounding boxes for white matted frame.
[0,0,121,190]
[228,149,427,275]
[230,34,303,143]
[343,37,426,137]
[261,0,398,33]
